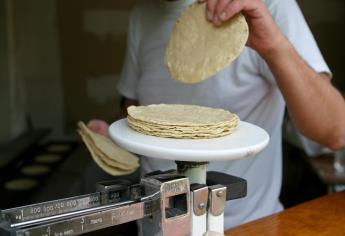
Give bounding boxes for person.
[88,0,345,231]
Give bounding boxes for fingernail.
[220,12,227,21]
[207,11,213,21]
[213,15,220,24]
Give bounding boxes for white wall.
[0,0,27,144]
[0,0,11,143]
[0,0,65,144]
[11,0,64,139]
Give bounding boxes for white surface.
[109,119,269,162]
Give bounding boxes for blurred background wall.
[0,0,343,143]
[299,0,345,90]
[57,0,135,133]
[0,0,11,143]
[0,0,27,143]
[0,0,136,143]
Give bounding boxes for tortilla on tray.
[127,104,239,139]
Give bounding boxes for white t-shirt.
[117,0,330,229]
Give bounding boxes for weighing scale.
[0,118,269,236]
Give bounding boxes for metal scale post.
[177,161,209,235]
[176,161,230,235]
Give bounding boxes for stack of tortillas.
[78,122,139,176]
[127,104,239,139]
[165,2,249,83]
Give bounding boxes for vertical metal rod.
[176,161,209,236]
[175,161,208,184]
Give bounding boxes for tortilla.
[5,178,38,191]
[128,104,237,126]
[46,144,71,153]
[79,129,138,170]
[21,165,51,176]
[35,154,62,164]
[127,104,239,139]
[165,2,248,83]
[78,122,138,167]
[77,122,139,176]
[78,130,136,176]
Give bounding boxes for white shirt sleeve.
[259,0,331,82]
[116,8,141,100]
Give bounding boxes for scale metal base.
[0,119,269,236]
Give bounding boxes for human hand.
[87,119,110,137]
[198,0,287,58]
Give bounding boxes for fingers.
[205,0,218,21]
[87,119,109,137]
[202,0,264,25]
[219,0,243,22]
[220,0,250,22]
[203,0,235,25]
[213,0,232,25]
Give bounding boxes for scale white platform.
[109,118,269,162]
[109,118,269,235]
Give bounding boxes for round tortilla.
[5,178,38,191]
[35,154,62,164]
[78,122,139,167]
[21,165,51,176]
[127,104,239,139]
[127,104,237,126]
[165,2,248,83]
[78,130,137,176]
[46,144,71,153]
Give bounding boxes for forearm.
[201,0,345,149]
[262,37,345,150]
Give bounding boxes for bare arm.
[202,0,345,149]
[264,39,345,150]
